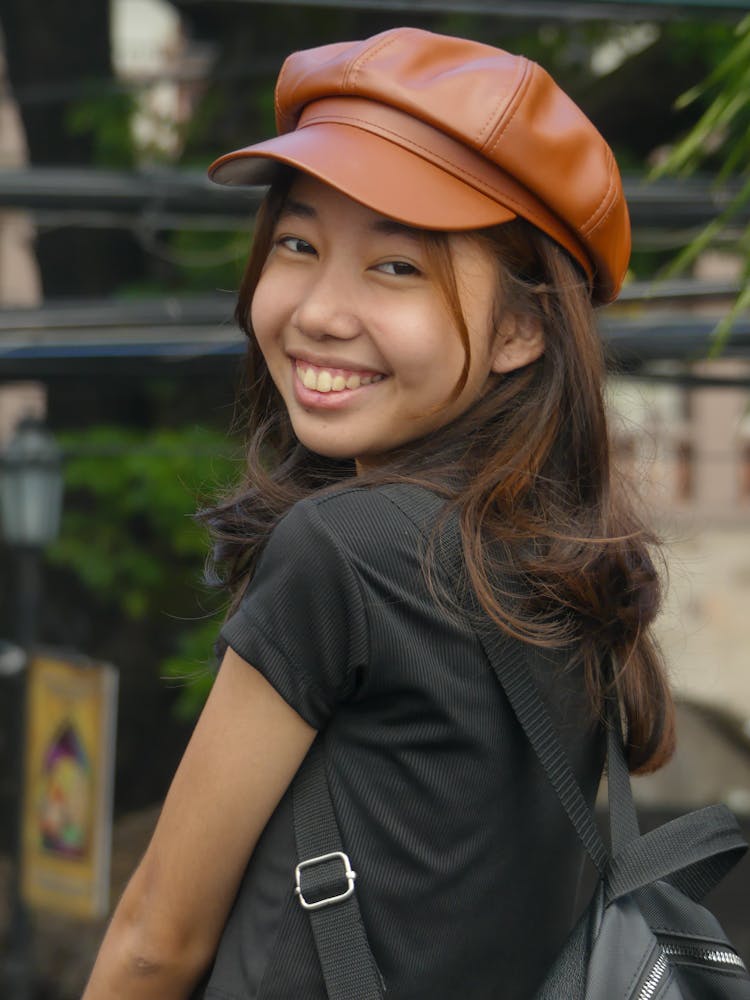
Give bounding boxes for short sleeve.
[219,499,369,729]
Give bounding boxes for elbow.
[121,927,213,984]
[98,908,213,990]
[128,935,179,979]
[123,947,172,979]
[85,857,216,997]
[122,953,206,988]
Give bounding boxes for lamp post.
[0,417,64,1000]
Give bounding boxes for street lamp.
[0,417,64,1000]
[1,416,63,546]
[1,417,63,649]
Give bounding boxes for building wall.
[609,363,750,719]
[0,52,41,307]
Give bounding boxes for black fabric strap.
[433,509,613,873]
[603,696,639,854]
[291,737,385,1000]
[436,504,641,872]
[605,803,748,904]
[441,510,747,904]
[472,612,609,873]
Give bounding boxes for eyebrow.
[279,198,424,242]
[371,218,424,242]
[278,198,316,221]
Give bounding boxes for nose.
[291,263,365,342]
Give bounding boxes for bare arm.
[83,646,317,999]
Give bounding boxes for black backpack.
[292,609,749,1000]
[502,662,750,1000]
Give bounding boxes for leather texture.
[208,27,630,303]
[534,815,750,1000]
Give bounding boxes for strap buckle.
[295,850,357,911]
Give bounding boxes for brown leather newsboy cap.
[209,27,630,303]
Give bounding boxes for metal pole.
[4,545,39,1000]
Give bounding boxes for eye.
[277,236,316,255]
[375,260,421,277]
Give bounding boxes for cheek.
[249,269,300,369]
[248,273,276,346]
[385,307,467,387]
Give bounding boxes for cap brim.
[208,122,516,232]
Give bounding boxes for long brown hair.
[201,168,675,775]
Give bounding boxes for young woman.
[83,27,674,1000]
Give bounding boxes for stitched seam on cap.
[584,180,622,241]
[274,57,292,126]
[475,57,529,144]
[581,157,617,236]
[580,146,617,235]
[300,112,507,193]
[483,59,533,154]
[297,113,567,232]
[344,32,399,91]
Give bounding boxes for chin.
[294,433,360,463]
[310,446,359,462]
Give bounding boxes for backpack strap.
[428,502,610,873]
[447,517,747,905]
[291,736,385,1000]
[391,486,616,871]
[470,610,607,873]
[385,488,649,869]
[604,803,748,904]
[602,694,640,855]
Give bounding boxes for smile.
[294,359,386,394]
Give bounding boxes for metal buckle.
[295,850,357,911]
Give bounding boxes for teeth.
[298,364,383,393]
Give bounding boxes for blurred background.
[0,0,748,996]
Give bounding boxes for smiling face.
[249,174,540,466]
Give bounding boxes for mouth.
[293,358,386,394]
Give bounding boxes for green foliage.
[114,227,251,299]
[664,14,750,181]
[66,89,138,168]
[161,228,251,293]
[49,424,243,715]
[661,18,740,73]
[652,14,750,353]
[161,617,222,721]
[181,87,228,154]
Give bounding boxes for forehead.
[282,174,425,241]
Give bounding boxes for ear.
[490,313,545,375]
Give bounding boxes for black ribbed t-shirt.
[203,483,603,1000]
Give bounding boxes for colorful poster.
[20,653,118,919]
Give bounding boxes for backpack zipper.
[660,939,748,974]
[638,950,669,1000]
[636,937,749,999]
